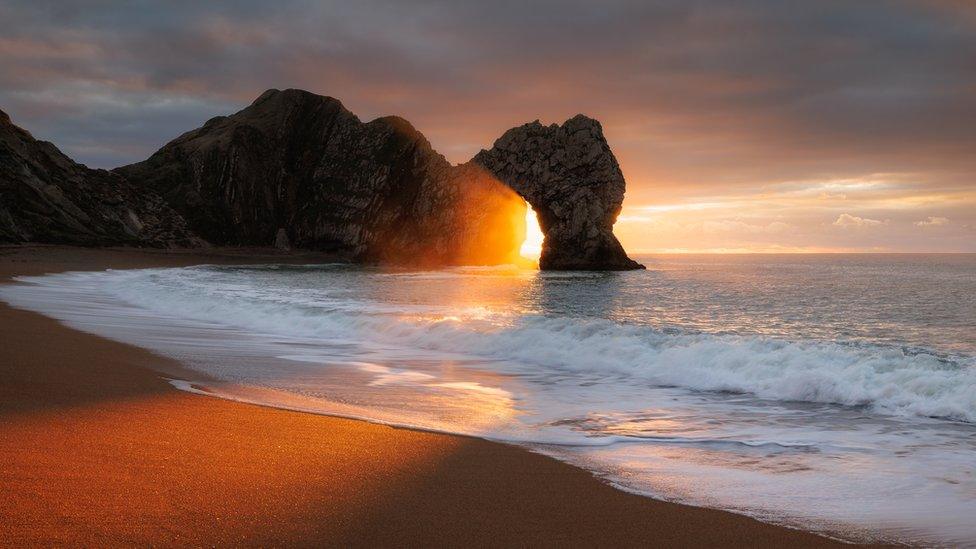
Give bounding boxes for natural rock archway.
[473,115,643,270]
[3,88,643,270]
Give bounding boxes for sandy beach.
[0,246,860,547]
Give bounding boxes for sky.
[1,0,974,252]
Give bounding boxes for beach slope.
[0,246,851,547]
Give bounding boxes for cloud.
[702,220,794,234]
[832,214,887,228]
[0,0,973,252]
[1,0,974,178]
[914,216,950,227]
[616,215,654,223]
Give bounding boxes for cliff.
[115,89,525,266]
[0,109,197,247]
[2,89,642,270]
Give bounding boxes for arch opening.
[519,202,544,262]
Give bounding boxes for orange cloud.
[832,214,887,228]
[914,216,950,227]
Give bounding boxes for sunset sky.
[2,1,974,252]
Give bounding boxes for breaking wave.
[78,266,976,423]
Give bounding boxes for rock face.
[116,89,525,266]
[0,109,197,246]
[474,116,643,270]
[3,88,641,270]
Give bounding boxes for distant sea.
[3,254,974,544]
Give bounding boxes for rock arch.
[473,115,643,270]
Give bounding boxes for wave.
[9,267,976,424]
[73,267,975,424]
[453,317,976,422]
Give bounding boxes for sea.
[2,254,974,545]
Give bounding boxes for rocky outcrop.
[474,116,643,270]
[2,88,641,270]
[0,109,197,247]
[116,89,525,266]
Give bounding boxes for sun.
[520,204,544,260]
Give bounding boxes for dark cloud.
[0,0,973,249]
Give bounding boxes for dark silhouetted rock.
[0,109,198,247]
[116,89,525,266]
[4,88,640,270]
[474,115,644,270]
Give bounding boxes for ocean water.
[2,254,974,544]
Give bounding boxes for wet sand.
[0,246,858,547]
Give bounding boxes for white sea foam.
[82,267,976,423]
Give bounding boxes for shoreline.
[0,245,866,546]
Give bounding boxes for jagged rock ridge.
[0,109,197,247]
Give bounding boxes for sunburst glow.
[520,204,544,260]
